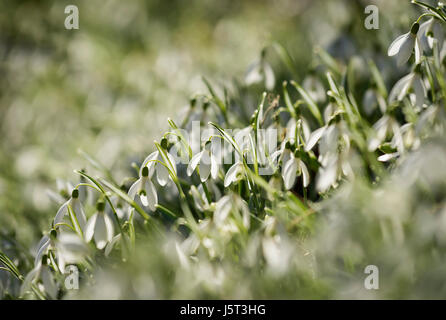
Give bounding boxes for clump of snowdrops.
[2,0,446,299]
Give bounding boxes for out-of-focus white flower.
[305,123,351,192]
[388,67,426,108]
[105,234,122,256]
[262,235,293,276]
[418,18,444,52]
[245,57,275,90]
[368,115,405,154]
[303,74,326,103]
[190,185,210,212]
[214,194,250,230]
[84,201,114,250]
[362,88,388,116]
[187,141,219,182]
[278,145,310,190]
[224,161,244,187]
[56,233,89,272]
[128,166,158,211]
[140,150,176,186]
[21,260,57,299]
[388,23,421,66]
[54,188,87,231]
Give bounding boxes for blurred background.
[0,0,417,260]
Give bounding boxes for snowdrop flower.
[21,258,57,299]
[187,141,219,182]
[84,201,114,250]
[388,65,426,108]
[55,233,89,273]
[368,115,404,153]
[128,166,158,211]
[214,194,250,230]
[190,185,210,212]
[224,161,245,187]
[245,56,275,90]
[305,122,352,192]
[140,149,176,186]
[285,117,311,148]
[362,87,387,116]
[303,73,326,103]
[281,147,310,190]
[54,188,87,231]
[388,23,421,66]
[418,18,444,53]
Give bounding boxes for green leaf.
[290,81,323,126]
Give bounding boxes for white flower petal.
[93,213,110,249]
[397,34,415,66]
[282,156,298,190]
[412,75,426,108]
[199,152,211,182]
[156,163,169,186]
[316,162,337,192]
[72,199,87,230]
[187,151,203,176]
[166,151,177,175]
[263,62,275,90]
[214,195,232,226]
[388,33,409,56]
[305,126,326,152]
[140,151,158,177]
[105,234,121,256]
[84,213,97,243]
[128,179,141,200]
[389,73,414,103]
[210,154,219,179]
[144,179,158,211]
[34,238,51,266]
[224,162,242,187]
[299,160,310,188]
[54,201,69,225]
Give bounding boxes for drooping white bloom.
[140,150,177,186]
[21,260,57,299]
[224,161,244,187]
[305,126,327,152]
[187,141,219,182]
[362,88,387,116]
[190,185,210,212]
[418,18,444,53]
[56,233,89,273]
[245,58,275,90]
[128,166,158,211]
[303,74,326,103]
[84,201,114,250]
[214,194,251,230]
[281,149,310,190]
[388,23,420,66]
[54,188,87,231]
[368,115,405,154]
[388,68,426,108]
